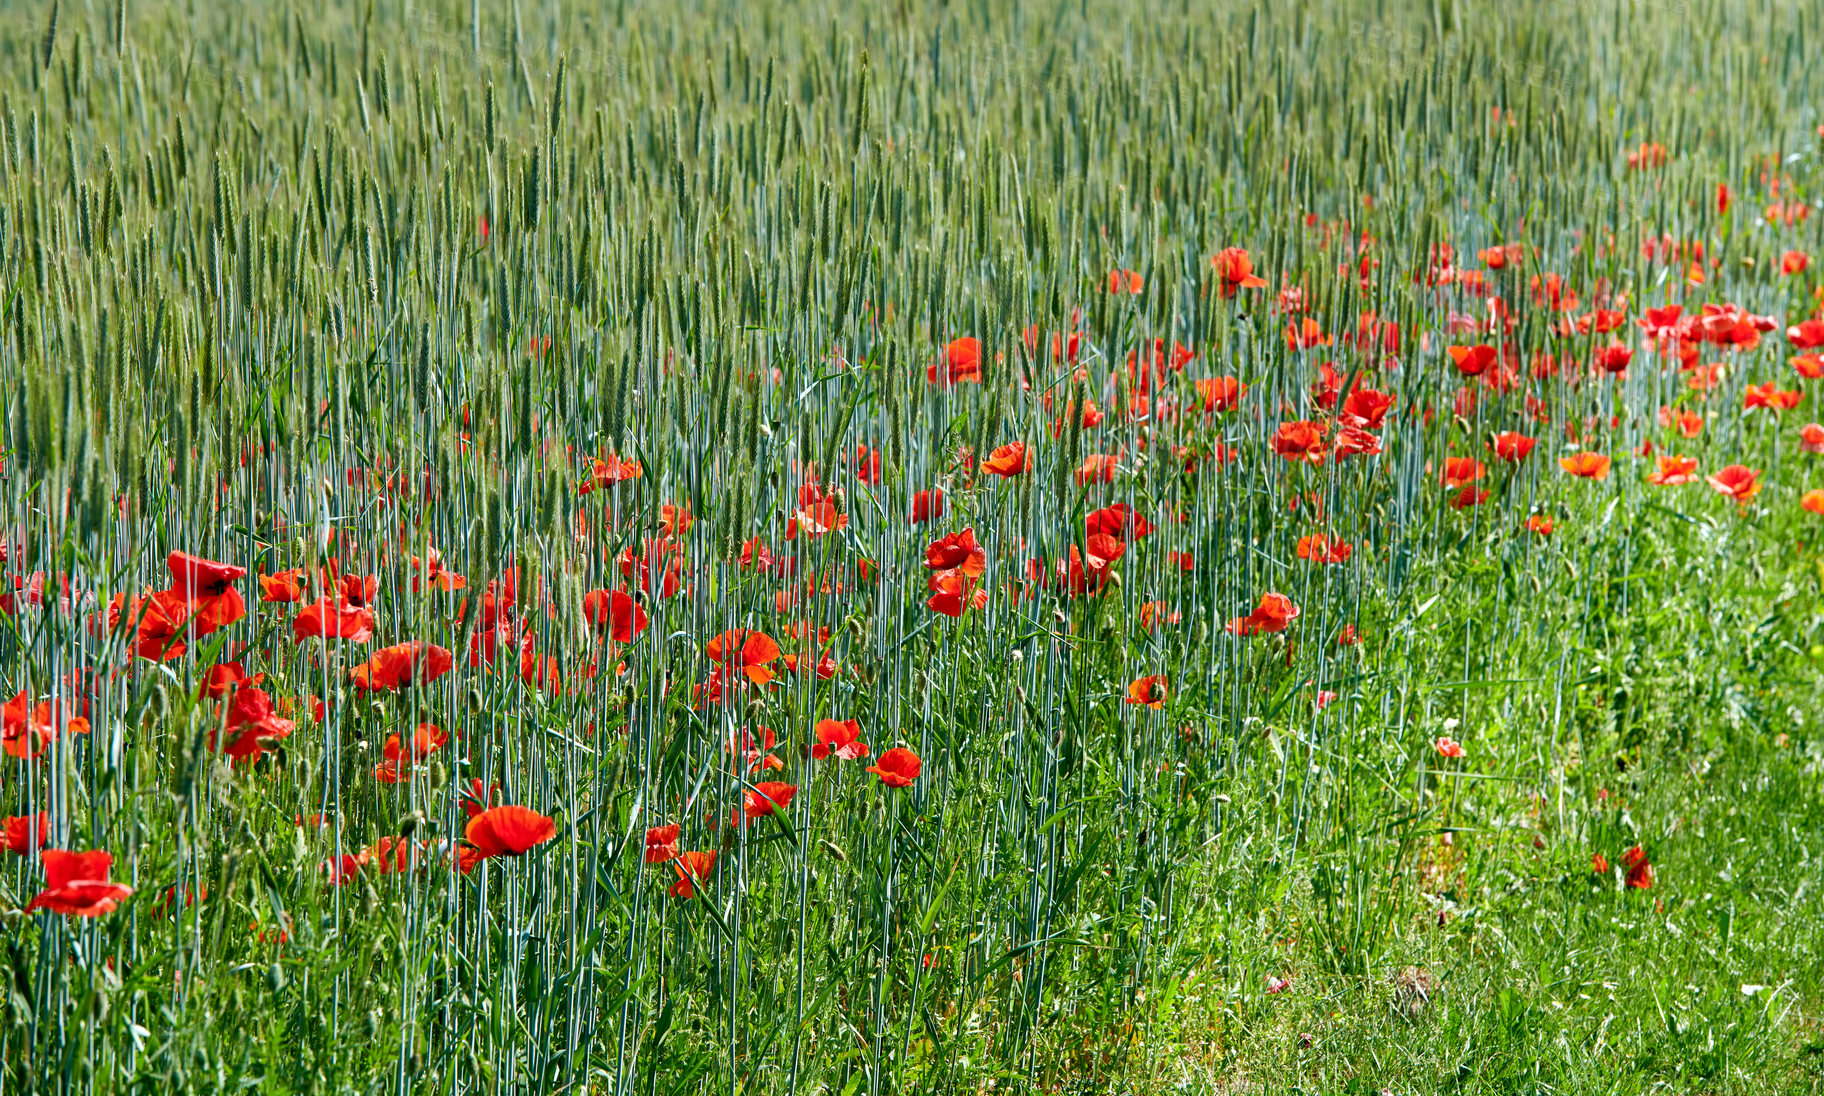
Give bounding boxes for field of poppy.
[3,0,1824,1092]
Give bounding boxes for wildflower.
[1340,388,1395,429]
[1196,376,1247,413]
[705,629,783,685]
[3,690,92,760]
[982,442,1028,477]
[1434,737,1465,759]
[582,588,649,642]
[742,781,798,820]
[1559,452,1612,480]
[1125,675,1170,709]
[1227,593,1300,636]
[910,489,946,524]
[926,567,988,617]
[349,643,455,690]
[1441,458,1485,489]
[212,686,296,762]
[1648,455,1699,486]
[1075,453,1120,484]
[1659,407,1704,437]
[1296,534,1353,563]
[167,551,248,634]
[1591,853,1611,875]
[26,850,134,916]
[929,337,983,385]
[813,718,869,761]
[1524,515,1555,537]
[669,850,717,898]
[1801,489,1824,515]
[293,597,376,644]
[1447,344,1497,376]
[3,812,50,855]
[1621,845,1654,889]
[1782,250,1811,275]
[259,568,308,602]
[1706,464,1763,503]
[1489,432,1537,463]
[1271,420,1328,464]
[925,530,986,577]
[1211,247,1268,296]
[643,824,680,864]
[867,747,922,787]
[464,806,557,861]
[1106,269,1143,294]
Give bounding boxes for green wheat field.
[0,0,1822,1092]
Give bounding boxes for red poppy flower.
[259,568,307,602]
[812,718,869,761]
[1782,250,1811,275]
[742,781,798,820]
[1801,424,1824,454]
[1227,593,1300,636]
[1434,737,1465,759]
[1449,487,1490,510]
[349,642,456,690]
[853,445,883,485]
[910,489,946,525]
[1340,388,1395,429]
[1593,343,1633,374]
[1660,407,1704,437]
[1333,425,1383,460]
[1620,845,1653,889]
[1107,269,1144,294]
[1211,247,1268,296]
[867,747,922,787]
[788,499,849,539]
[1524,515,1556,537]
[643,824,680,864]
[669,850,717,898]
[1441,458,1486,489]
[1284,317,1331,349]
[117,588,192,661]
[982,442,1028,477]
[293,597,376,644]
[926,568,988,617]
[3,811,49,855]
[1558,452,1612,480]
[929,337,983,385]
[923,529,987,577]
[1296,534,1353,563]
[1125,675,1170,709]
[464,806,557,860]
[583,588,648,642]
[1447,344,1497,376]
[1271,420,1328,464]
[706,629,783,686]
[1478,243,1525,269]
[1489,432,1537,463]
[1591,852,1611,875]
[577,454,643,494]
[1196,376,1247,414]
[1705,464,1762,503]
[409,550,467,592]
[1788,319,1824,350]
[459,778,500,819]
[3,691,91,760]
[1647,455,1698,486]
[26,850,134,916]
[211,686,295,762]
[1801,489,1824,515]
[1074,454,1120,484]
[1085,504,1154,541]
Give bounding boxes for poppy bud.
[798,740,812,761]
[399,810,426,838]
[467,686,484,715]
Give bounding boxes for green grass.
[0,0,1822,1092]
